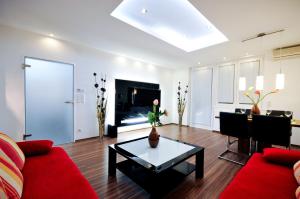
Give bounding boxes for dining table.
[214,116,300,127]
[214,115,300,154]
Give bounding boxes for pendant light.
[256,75,264,91]
[255,37,264,91]
[239,77,246,91]
[276,73,285,90]
[276,32,285,90]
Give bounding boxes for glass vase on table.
[284,111,292,118]
[266,110,272,116]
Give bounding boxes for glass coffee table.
[108,136,204,197]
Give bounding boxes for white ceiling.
[0,0,300,69]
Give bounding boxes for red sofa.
[220,148,300,199]
[17,141,99,199]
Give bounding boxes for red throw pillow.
[16,140,53,156]
[0,132,25,170]
[0,178,8,199]
[263,148,300,166]
[296,186,300,199]
[0,149,24,199]
[294,160,300,185]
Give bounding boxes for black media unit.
[115,79,160,127]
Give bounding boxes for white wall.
[0,25,174,141]
[210,54,300,145]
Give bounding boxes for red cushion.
[0,178,8,199]
[17,140,53,157]
[263,148,300,166]
[0,132,25,170]
[21,147,98,199]
[220,153,298,199]
[0,149,24,199]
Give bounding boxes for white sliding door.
[190,67,213,129]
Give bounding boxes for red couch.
[220,148,299,199]
[17,141,99,199]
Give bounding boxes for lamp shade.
[239,77,246,91]
[256,75,264,91]
[276,73,285,90]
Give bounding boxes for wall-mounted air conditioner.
[273,44,300,59]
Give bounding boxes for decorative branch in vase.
[93,72,107,140]
[147,99,167,148]
[177,82,188,127]
[244,87,278,115]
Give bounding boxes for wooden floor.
[61,125,242,199]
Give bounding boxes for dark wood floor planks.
[61,125,242,199]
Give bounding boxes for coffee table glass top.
[114,136,202,173]
[117,137,194,166]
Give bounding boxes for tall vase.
[178,113,183,127]
[251,104,261,115]
[98,116,105,140]
[148,127,160,148]
[99,123,105,139]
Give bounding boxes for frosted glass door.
[190,68,213,128]
[25,57,74,145]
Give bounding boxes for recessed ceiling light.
[141,8,148,14]
[244,52,252,57]
[197,62,201,65]
[49,33,54,37]
[111,0,228,52]
[223,57,227,60]
[117,56,126,63]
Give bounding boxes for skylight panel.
[111,0,228,52]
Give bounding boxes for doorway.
[24,57,74,145]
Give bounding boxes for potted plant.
[147,99,167,148]
[93,73,107,140]
[177,82,188,127]
[244,87,278,115]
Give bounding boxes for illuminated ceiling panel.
[111,0,228,52]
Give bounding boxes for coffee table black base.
[117,159,195,198]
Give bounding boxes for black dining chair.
[268,110,293,119]
[219,112,250,165]
[252,115,292,150]
[235,108,251,116]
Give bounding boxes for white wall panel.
[238,60,260,104]
[190,67,213,129]
[218,64,235,104]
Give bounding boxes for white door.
[190,67,213,129]
[25,57,74,145]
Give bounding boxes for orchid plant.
[147,99,167,127]
[244,87,278,105]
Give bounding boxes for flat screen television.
[115,80,160,127]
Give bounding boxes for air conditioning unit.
[273,44,300,59]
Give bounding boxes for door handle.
[64,101,74,104]
[23,134,32,140]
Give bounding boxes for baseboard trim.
[169,123,189,127]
